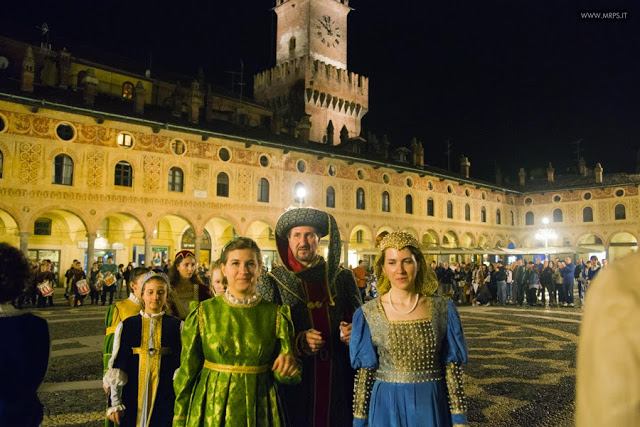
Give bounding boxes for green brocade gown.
[173,295,301,427]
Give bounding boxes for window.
[328,165,336,176]
[0,115,5,132]
[446,201,453,219]
[218,148,231,162]
[464,204,470,221]
[34,218,52,236]
[297,160,307,173]
[117,133,134,148]
[481,207,487,223]
[259,155,270,167]
[0,150,3,178]
[427,198,434,216]
[357,170,365,180]
[525,197,533,206]
[382,173,390,184]
[583,207,593,222]
[510,211,515,226]
[447,185,453,194]
[114,161,133,187]
[406,178,413,188]
[53,154,73,185]
[427,181,433,190]
[294,182,306,204]
[405,195,413,214]
[168,167,184,192]
[615,204,626,220]
[525,211,534,226]
[257,178,269,202]
[122,82,134,99]
[56,124,75,141]
[326,186,335,208]
[553,195,562,203]
[382,191,390,212]
[356,188,366,210]
[217,172,229,197]
[583,192,592,200]
[356,230,363,243]
[171,140,186,155]
[615,189,625,197]
[553,208,563,223]
[496,209,502,225]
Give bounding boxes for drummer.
[70,260,87,306]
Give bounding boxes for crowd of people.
[429,255,604,308]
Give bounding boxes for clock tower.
[254,0,369,145]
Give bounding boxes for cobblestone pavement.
[28,294,581,426]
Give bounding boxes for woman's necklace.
[225,289,258,305]
[388,292,420,315]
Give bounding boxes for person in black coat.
[0,243,50,427]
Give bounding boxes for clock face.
[315,15,341,48]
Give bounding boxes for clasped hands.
[301,322,352,355]
[272,353,299,378]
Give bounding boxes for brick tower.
[254,0,369,145]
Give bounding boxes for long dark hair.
[168,253,203,287]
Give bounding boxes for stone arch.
[0,201,24,232]
[421,229,439,248]
[28,205,89,233]
[608,231,639,261]
[460,232,475,248]
[401,227,419,240]
[0,207,20,245]
[477,233,491,248]
[442,230,459,248]
[47,147,81,164]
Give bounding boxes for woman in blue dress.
[350,232,469,427]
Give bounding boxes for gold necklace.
[388,292,419,315]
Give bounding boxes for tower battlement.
[275,0,349,7]
[254,56,368,100]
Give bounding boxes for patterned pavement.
[28,295,581,426]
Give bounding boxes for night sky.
[2,0,638,182]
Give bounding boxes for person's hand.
[304,329,325,354]
[103,384,109,394]
[339,321,352,345]
[272,354,299,377]
[108,410,124,424]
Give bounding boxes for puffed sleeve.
[173,304,204,426]
[349,308,378,427]
[442,300,469,427]
[273,304,302,385]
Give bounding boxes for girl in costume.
[104,271,182,427]
[167,250,208,319]
[208,258,226,297]
[173,238,300,426]
[350,232,469,427]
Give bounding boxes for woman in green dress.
[173,238,301,426]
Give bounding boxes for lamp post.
[295,186,307,208]
[535,217,557,261]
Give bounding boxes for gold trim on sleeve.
[445,362,468,416]
[353,367,376,420]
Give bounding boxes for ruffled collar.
[140,310,165,318]
[224,289,260,307]
[128,293,141,304]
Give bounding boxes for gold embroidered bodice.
[362,297,448,383]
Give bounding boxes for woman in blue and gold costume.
[350,232,469,427]
[173,238,301,426]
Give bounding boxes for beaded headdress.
[141,270,170,286]
[174,250,195,263]
[373,231,438,296]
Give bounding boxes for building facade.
[0,1,638,285]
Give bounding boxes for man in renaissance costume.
[258,207,362,426]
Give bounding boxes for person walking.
[350,232,468,426]
[560,257,576,307]
[257,207,362,427]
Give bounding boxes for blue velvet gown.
[350,297,468,427]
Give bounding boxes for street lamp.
[295,185,307,208]
[535,217,557,261]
